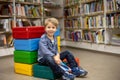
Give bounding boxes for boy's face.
[45,22,57,37]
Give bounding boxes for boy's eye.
[52,27,55,29]
[47,26,55,29]
[48,26,51,28]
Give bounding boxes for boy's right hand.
[53,54,62,65]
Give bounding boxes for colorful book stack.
[12,26,45,76]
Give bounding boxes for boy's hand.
[53,54,61,65]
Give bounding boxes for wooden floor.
[0,47,120,80]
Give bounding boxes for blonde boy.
[38,18,87,80]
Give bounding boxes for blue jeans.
[38,50,78,76]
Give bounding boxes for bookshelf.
[13,0,64,40]
[0,0,13,48]
[63,0,120,54]
[13,0,64,31]
[0,0,43,48]
[13,0,42,27]
[0,0,64,56]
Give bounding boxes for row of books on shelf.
[64,18,81,29]
[0,3,43,17]
[81,0,104,14]
[0,33,13,47]
[64,1,103,17]
[16,19,42,27]
[0,4,13,16]
[64,5,80,17]
[64,0,120,15]
[106,0,116,11]
[65,29,105,44]
[65,30,82,42]
[0,19,13,32]
[64,15,103,29]
[81,0,120,13]
[82,15,104,29]
[0,19,42,31]
[16,4,42,17]
[0,2,60,18]
[64,13,120,29]
[106,13,120,28]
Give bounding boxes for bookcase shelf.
[16,1,41,6]
[0,0,13,3]
[81,0,96,4]
[13,0,43,27]
[63,0,120,54]
[0,0,64,56]
[0,15,13,18]
[81,11,104,17]
[43,16,63,19]
[61,40,120,54]
[44,4,61,9]
[16,16,42,19]
[106,10,120,14]
[0,0,13,49]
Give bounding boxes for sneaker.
[62,72,75,80]
[72,67,88,77]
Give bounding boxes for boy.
[38,18,88,80]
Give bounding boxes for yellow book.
[84,17,89,29]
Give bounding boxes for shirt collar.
[44,33,56,43]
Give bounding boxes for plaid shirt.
[38,33,58,61]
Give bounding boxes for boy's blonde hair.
[44,18,59,27]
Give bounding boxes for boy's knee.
[64,50,71,54]
[64,50,73,56]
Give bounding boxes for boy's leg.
[60,50,78,68]
[38,56,75,80]
[38,56,64,76]
[60,50,88,77]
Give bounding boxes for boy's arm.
[53,53,62,65]
[40,40,61,64]
[39,39,55,57]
